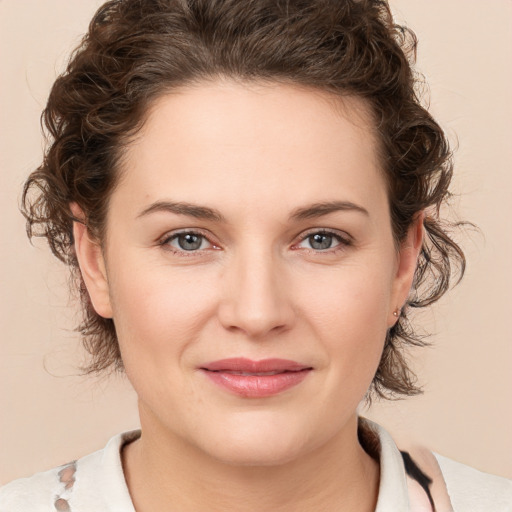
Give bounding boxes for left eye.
[297,232,344,251]
[166,232,211,251]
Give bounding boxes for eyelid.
[157,227,353,254]
[158,228,220,252]
[291,228,353,250]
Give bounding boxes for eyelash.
[159,229,219,256]
[159,228,352,256]
[292,229,352,254]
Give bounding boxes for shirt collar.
[359,417,411,511]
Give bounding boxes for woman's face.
[79,80,420,465]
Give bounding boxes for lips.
[200,358,312,398]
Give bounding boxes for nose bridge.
[218,241,294,338]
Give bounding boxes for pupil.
[178,233,202,250]
[310,233,332,250]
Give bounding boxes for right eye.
[301,232,340,251]
[162,231,214,252]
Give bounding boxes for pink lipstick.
[200,358,312,398]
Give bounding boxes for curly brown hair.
[22,0,465,399]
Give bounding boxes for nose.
[217,246,296,339]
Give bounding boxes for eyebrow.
[137,201,226,222]
[136,199,369,222]
[289,201,369,221]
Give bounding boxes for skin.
[73,80,423,511]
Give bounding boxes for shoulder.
[400,442,512,511]
[435,453,512,512]
[361,418,512,512]
[0,430,139,512]
[0,462,69,512]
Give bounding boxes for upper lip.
[200,358,312,373]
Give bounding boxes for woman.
[1,0,510,510]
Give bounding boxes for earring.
[393,307,401,318]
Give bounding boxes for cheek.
[300,260,393,332]
[108,262,219,363]
[297,263,393,383]
[107,263,222,419]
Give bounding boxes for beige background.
[1,0,511,484]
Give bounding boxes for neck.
[122,411,379,512]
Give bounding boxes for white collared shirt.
[1,421,511,511]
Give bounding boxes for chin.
[193,415,317,468]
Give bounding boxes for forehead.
[114,80,385,218]
[136,79,378,155]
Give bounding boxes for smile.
[200,358,313,398]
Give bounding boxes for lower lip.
[202,369,311,398]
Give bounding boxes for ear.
[71,203,113,319]
[388,212,424,327]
